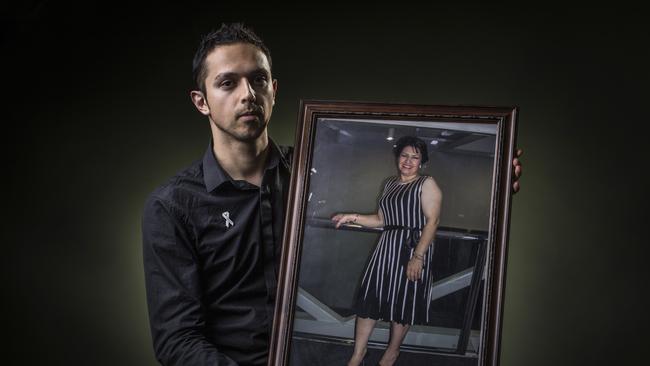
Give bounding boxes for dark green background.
[4,2,648,365]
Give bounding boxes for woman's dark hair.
[192,23,272,94]
[393,136,429,164]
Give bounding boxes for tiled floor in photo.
[290,337,477,366]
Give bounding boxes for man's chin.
[232,127,267,143]
[214,120,268,143]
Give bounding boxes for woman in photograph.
[332,135,442,366]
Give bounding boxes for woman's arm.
[332,209,384,229]
[407,177,442,281]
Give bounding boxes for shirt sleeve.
[142,194,238,366]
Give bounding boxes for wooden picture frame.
[270,100,518,366]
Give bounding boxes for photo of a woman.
[332,136,443,366]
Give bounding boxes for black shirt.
[142,140,292,366]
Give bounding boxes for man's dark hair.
[393,136,429,164]
[192,23,272,94]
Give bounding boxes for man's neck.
[212,130,269,187]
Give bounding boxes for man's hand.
[512,149,523,193]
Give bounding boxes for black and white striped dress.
[354,175,434,325]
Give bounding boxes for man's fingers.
[512,150,523,194]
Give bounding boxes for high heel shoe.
[347,350,368,366]
[376,350,400,366]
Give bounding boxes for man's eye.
[254,75,268,85]
[220,80,234,88]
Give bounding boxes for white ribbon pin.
[222,211,234,228]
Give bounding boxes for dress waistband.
[383,225,422,249]
[383,225,422,231]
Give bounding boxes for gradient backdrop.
[4,2,648,365]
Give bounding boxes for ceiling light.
[386,127,395,141]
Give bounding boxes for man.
[142,23,288,366]
[142,23,523,366]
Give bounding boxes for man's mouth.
[237,104,264,118]
[237,107,263,120]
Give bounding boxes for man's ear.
[190,90,210,116]
[271,79,278,106]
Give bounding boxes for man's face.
[194,43,277,142]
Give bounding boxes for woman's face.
[397,145,421,177]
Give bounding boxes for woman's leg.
[347,316,377,366]
[378,322,410,366]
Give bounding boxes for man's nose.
[239,79,256,102]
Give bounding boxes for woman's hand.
[331,213,358,228]
[407,256,424,281]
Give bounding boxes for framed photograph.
[270,101,518,366]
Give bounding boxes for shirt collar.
[202,138,286,192]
